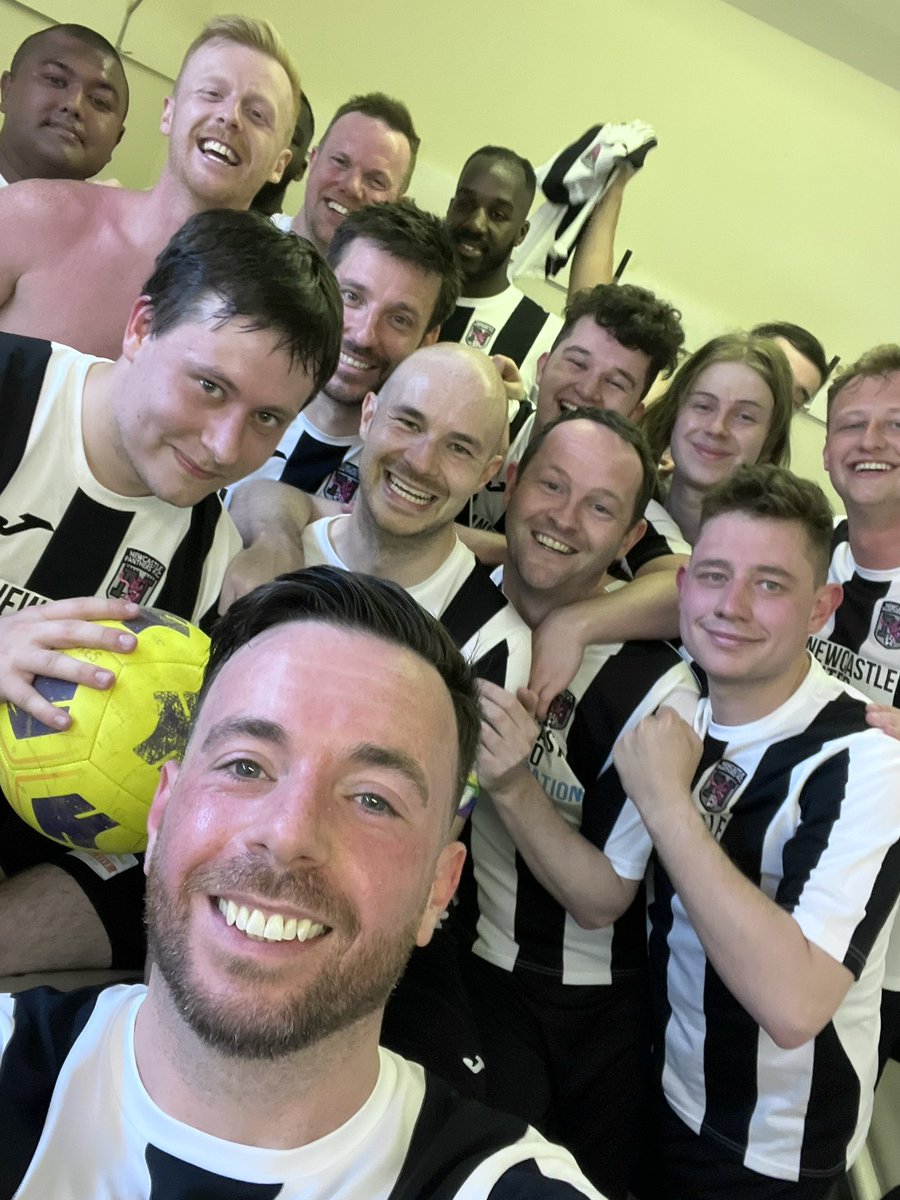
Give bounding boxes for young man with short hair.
[0,566,600,1198]
[809,344,900,1071]
[0,207,342,978]
[0,23,128,186]
[0,15,300,358]
[290,92,419,254]
[614,464,900,1198]
[751,320,829,410]
[461,409,699,1198]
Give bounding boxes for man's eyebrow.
[394,403,485,453]
[691,390,767,409]
[41,58,117,93]
[349,742,430,806]
[562,346,637,386]
[693,557,796,580]
[201,717,288,753]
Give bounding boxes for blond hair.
[178,15,301,134]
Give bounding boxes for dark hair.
[10,23,129,117]
[140,210,341,395]
[553,284,685,398]
[458,145,536,210]
[641,332,794,469]
[516,407,657,527]
[201,567,480,814]
[751,321,829,384]
[323,92,419,190]
[328,200,462,331]
[251,93,316,215]
[699,465,833,585]
[826,344,900,427]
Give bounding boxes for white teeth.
[559,401,579,413]
[217,899,326,943]
[200,139,238,165]
[327,201,349,215]
[534,532,575,554]
[854,462,892,472]
[339,351,370,370]
[387,472,432,505]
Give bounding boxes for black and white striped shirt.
[0,334,239,623]
[228,410,364,507]
[0,984,600,1198]
[651,659,900,1180]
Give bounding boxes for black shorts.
[878,987,900,1079]
[461,952,654,1200]
[0,807,147,969]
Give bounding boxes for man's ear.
[629,400,646,421]
[676,562,688,595]
[535,351,549,386]
[0,70,12,110]
[422,325,441,348]
[809,582,843,635]
[160,95,174,136]
[478,453,505,492]
[359,391,378,438]
[503,460,520,513]
[415,841,466,947]
[617,517,647,563]
[268,146,292,185]
[144,759,180,873]
[514,219,530,248]
[121,296,155,361]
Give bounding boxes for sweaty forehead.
[457,156,529,208]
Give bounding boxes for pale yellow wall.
[2,0,896,509]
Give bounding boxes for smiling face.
[323,238,442,408]
[300,112,412,252]
[824,371,900,520]
[102,296,315,506]
[679,512,840,722]
[161,39,295,209]
[670,361,776,492]
[445,154,531,291]
[534,318,652,431]
[505,419,646,615]
[144,621,464,1058]
[0,30,127,181]
[357,346,505,541]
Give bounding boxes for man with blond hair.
[0,15,300,359]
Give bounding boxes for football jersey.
[463,590,699,984]
[302,518,531,691]
[460,408,690,576]
[227,410,364,507]
[0,984,600,1199]
[0,334,239,623]
[808,519,900,708]
[438,286,563,397]
[651,659,900,1181]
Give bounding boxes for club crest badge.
[874,601,900,650]
[323,462,360,506]
[107,549,165,605]
[466,321,495,350]
[699,760,747,814]
[544,690,575,731]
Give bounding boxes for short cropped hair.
[699,465,833,586]
[553,284,685,399]
[459,145,536,210]
[179,15,300,133]
[9,23,129,116]
[201,566,480,813]
[142,209,342,396]
[751,321,829,384]
[826,344,900,427]
[515,407,657,528]
[641,332,794,468]
[323,92,419,190]
[328,200,462,331]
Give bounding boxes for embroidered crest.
[107,548,165,604]
[699,760,747,814]
[544,690,575,731]
[465,320,495,350]
[874,601,900,650]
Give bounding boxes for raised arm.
[567,164,635,298]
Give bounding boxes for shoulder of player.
[0,179,117,248]
[577,638,692,711]
[456,1133,599,1197]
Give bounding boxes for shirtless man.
[290,92,418,254]
[0,23,128,186]
[0,15,299,359]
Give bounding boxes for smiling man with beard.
[0,15,299,360]
[0,568,601,1199]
